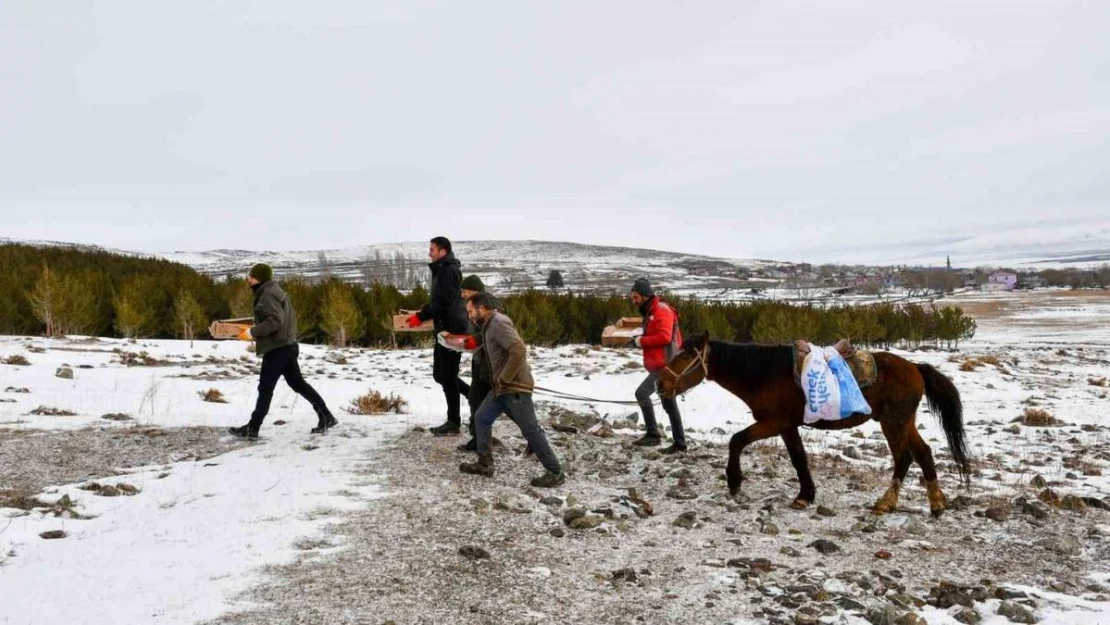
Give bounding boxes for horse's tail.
[917,363,971,484]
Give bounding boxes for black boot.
[310,405,339,434]
[228,424,259,440]
[459,452,494,477]
[633,433,662,447]
[457,438,477,452]
[530,469,565,488]
[431,420,461,436]
[660,442,688,455]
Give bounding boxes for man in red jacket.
[629,278,687,453]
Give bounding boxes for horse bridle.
[659,344,709,398]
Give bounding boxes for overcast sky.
[1,1,1107,261]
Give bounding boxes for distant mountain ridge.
[4,225,1107,297]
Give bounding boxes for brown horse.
[656,331,971,517]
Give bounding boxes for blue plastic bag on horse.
[802,344,871,423]
[826,351,872,418]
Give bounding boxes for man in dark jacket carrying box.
[229,263,337,439]
[406,237,470,436]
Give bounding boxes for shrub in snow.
[199,388,228,404]
[346,390,407,415]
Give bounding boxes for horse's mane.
[704,340,795,380]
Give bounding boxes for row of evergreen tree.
[0,244,975,349]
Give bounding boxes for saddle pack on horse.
[792,339,878,390]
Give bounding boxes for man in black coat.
[406,237,470,435]
[229,263,338,439]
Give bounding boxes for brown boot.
[459,452,494,477]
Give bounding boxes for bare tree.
[360,248,381,286]
[900,269,929,298]
[317,251,333,279]
[500,268,529,293]
[783,275,822,303]
[1096,264,1110,288]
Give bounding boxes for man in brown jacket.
[458,292,564,487]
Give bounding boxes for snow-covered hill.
[159,240,780,294]
[799,217,1110,268]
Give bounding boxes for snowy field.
[1,289,1110,624]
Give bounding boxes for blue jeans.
[474,392,561,475]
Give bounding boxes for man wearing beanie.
[228,263,338,439]
[456,274,505,452]
[406,237,470,436]
[628,277,688,453]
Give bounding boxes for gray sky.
[2,1,1108,262]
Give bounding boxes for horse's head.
[657,330,711,399]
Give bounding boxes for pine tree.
[114,276,157,338]
[28,263,62,337]
[227,280,254,317]
[320,281,364,348]
[57,272,104,337]
[546,270,565,290]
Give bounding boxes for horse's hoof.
[872,502,895,515]
[930,507,945,519]
[790,499,811,510]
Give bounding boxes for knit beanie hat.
[249,263,273,283]
[461,275,485,292]
[630,277,654,298]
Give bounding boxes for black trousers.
[466,370,492,435]
[249,343,327,429]
[432,343,467,424]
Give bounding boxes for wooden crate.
[392,310,434,333]
[601,317,643,346]
[209,317,254,340]
[615,317,642,329]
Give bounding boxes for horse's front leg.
[780,427,816,509]
[727,420,783,497]
[874,419,915,515]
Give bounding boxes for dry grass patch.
[346,390,408,415]
[114,350,169,366]
[28,406,77,416]
[199,388,229,403]
[1,354,30,366]
[1089,377,1108,388]
[1064,456,1103,477]
[954,299,1010,319]
[1015,407,1062,427]
[956,354,1008,372]
[0,487,44,510]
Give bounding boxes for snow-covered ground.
[2,288,1110,623]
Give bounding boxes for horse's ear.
[699,330,710,347]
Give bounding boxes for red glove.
[463,335,478,351]
[406,314,422,328]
